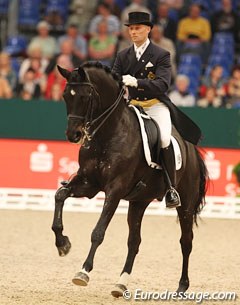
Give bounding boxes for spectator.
[169,74,195,106]
[151,24,177,79]
[0,76,13,99]
[200,65,228,100]
[197,87,222,108]
[154,2,178,42]
[28,21,57,59]
[88,19,118,67]
[211,0,238,42]
[88,3,120,37]
[121,0,151,27]
[16,68,41,100]
[117,26,132,52]
[0,52,17,91]
[177,4,211,62]
[18,47,49,83]
[45,55,71,100]
[227,66,240,108]
[44,8,65,31]
[46,39,80,75]
[101,0,122,18]
[58,23,87,63]
[68,0,98,34]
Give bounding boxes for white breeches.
[144,102,172,148]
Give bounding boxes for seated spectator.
[88,3,120,37]
[46,39,81,75]
[121,0,151,27]
[18,47,48,86]
[44,8,65,32]
[151,24,177,80]
[16,68,41,100]
[0,52,17,91]
[154,2,178,42]
[101,0,122,18]
[211,0,238,42]
[197,87,222,108]
[28,21,57,59]
[68,0,98,34]
[49,83,63,102]
[158,0,184,11]
[117,26,132,52]
[0,76,13,99]
[227,66,240,108]
[169,74,196,107]
[88,19,117,67]
[177,4,211,62]
[45,55,72,100]
[200,65,228,100]
[58,23,87,63]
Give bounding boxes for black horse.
[52,62,208,297]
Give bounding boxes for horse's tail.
[193,147,209,225]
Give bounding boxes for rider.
[112,12,202,208]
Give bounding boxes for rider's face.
[128,24,151,47]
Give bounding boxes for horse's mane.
[81,61,123,90]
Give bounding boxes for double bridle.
[66,81,125,143]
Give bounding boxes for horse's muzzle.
[66,129,83,144]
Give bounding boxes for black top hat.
[124,12,153,28]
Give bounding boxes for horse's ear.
[57,65,71,80]
[78,67,89,82]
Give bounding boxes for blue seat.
[18,0,41,26]
[213,32,234,45]
[179,54,202,67]
[3,36,28,55]
[0,0,9,16]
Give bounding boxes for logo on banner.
[30,144,53,172]
[204,151,221,180]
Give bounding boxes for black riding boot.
[161,144,181,208]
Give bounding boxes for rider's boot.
[161,144,181,208]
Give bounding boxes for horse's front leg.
[51,185,72,257]
[111,200,151,298]
[72,193,120,286]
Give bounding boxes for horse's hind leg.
[111,200,151,298]
[51,185,72,257]
[176,206,194,293]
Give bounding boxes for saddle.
[129,105,182,170]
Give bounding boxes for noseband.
[67,81,125,143]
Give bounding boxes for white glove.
[122,74,138,87]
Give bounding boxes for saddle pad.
[129,105,182,170]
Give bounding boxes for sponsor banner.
[0,139,239,196]
[0,139,79,189]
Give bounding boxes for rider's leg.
[145,102,181,208]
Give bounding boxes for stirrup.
[165,187,181,208]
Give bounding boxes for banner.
[0,139,239,196]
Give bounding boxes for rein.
[67,81,125,142]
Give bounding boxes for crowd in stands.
[0,0,240,108]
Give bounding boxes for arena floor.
[0,210,239,305]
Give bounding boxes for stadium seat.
[0,0,9,16]
[179,54,202,68]
[3,35,27,55]
[18,0,41,27]
[45,0,70,21]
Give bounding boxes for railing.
[0,188,239,219]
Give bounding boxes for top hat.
[124,12,153,28]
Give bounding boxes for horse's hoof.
[57,236,71,257]
[72,271,89,286]
[111,284,128,298]
[177,283,189,293]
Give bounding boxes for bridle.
[66,81,125,143]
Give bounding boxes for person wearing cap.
[28,21,57,59]
[112,11,202,208]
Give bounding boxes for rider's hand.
[122,75,138,88]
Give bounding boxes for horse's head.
[58,65,100,144]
